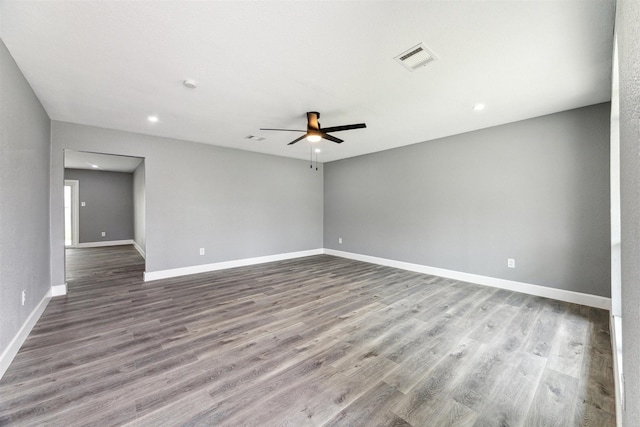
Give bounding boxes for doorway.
[63,150,146,285]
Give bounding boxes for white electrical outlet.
[339,237,343,244]
[81,201,86,207]
[199,248,205,255]
[101,231,106,237]
[21,290,26,306]
[508,258,515,268]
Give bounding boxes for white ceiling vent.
[394,43,438,71]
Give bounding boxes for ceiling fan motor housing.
[307,112,321,131]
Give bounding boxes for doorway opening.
[63,150,146,286]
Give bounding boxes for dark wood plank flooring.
[0,246,615,426]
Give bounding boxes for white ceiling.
[64,151,143,173]
[0,1,615,163]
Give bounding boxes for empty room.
[1,1,638,426]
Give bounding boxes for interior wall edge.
[324,248,611,310]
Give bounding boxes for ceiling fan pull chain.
[310,146,313,169]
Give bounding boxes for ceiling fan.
[260,111,366,145]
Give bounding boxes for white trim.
[133,241,146,259]
[610,34,622,318]
[144,248,610,310]
[75,239,134,248]
[0,289,52,380]
[64,179,79,247]
[51,283,67,296]
[144,249,323,282]
[611,314,624,427]
[323,249,611,310]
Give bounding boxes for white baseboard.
[323,249,611,310]
[0,288,52,380]
[133,241,146,260]
[610,314,624,427]
[51,283,67,296]
[144,249,324,282]
[75,239,134,248]
[143,247,610,309]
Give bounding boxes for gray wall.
[325,103,611,297]
[133,161,146,256]
[0,40,51,353]
[50,122,323,284]
[64,168,134,243]
[617,1,640,425]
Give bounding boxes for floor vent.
[394,43,438,71]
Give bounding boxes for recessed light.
[314,148,321,153]
[148,115,159,123]
[91,164,99,168]
[473,103,485,111]
[183,79,197,89]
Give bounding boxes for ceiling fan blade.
[321,133,343,144]
[287,134,308,145]
[259,128,306,132]
[320,123,367,133]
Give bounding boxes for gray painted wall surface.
[0,40,51,353]
[325,103,611,297]
[133,161,146,255]
[617,1,640,425]
[50,122,323,284]
[64,169,134,243]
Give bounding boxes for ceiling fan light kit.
[306,132,322,143]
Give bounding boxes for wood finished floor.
[0,246,615,426]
